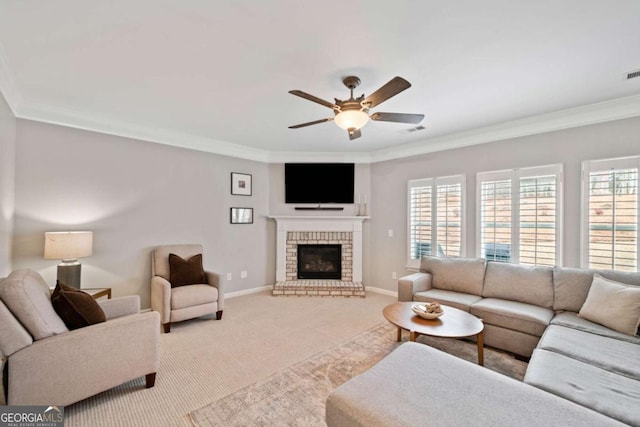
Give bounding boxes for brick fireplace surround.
[269,216,369,297]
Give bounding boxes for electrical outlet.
[392,272,397,279]
[388,229,393,237]
[240,270,247,279]
[226,273,232,281]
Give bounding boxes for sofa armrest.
[398,272,432,302]
[98,295,140,320]
[8,311,160,406]
[205,271,224,311]
[151,276,171,324]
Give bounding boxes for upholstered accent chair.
[0,269,160,406]
[151,244,223,333]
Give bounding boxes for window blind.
[409,180,432,261]
[585,163,638,271]
[408,175,465,266]
[478,164,562,266]
[437,182,462,257]
[479,179,512,262]
[519,175,557,266]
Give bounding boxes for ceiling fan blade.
[289,90,337,109]
[348,128,362,140]
[363,76,411,108]
[288,117,334,129]
[370,112,424,124]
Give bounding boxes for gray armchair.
[150,244,224,333]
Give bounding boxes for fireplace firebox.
[297,244,342,280]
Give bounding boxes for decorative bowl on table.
[411,302,444,319]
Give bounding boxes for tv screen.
[285,163,354,204]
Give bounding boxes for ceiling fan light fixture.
[334,109,370,130]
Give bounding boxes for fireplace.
[297,244,342,279]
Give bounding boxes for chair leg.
[146,373,157,388]
[162,322,171,333]
[216,310,223,320]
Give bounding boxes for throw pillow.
[169,253,206,287]
[51,281,106,330]
[578,274,640,336]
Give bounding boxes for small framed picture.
[231,172,252,196]
[230,207,253,224]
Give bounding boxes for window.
[582,156,639,272]
[477,165,562,266]
[408,175,465,266]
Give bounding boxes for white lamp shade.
[44,231,93,261]
[334,110,370,130]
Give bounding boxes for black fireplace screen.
[297,244,342,280]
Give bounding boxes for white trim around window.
[477,164,563,267]
[407,174,466,269]
[581,155,639,272]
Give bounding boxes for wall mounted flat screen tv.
[285,163,354,204]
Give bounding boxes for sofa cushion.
[420,256,486,295]
[553,267,640,312]
[525,349,639,426]
[482,262,553,308]
[470,298,553,337]
[326,342,622,427]
[538,325,640,380]
[169,253,207,287]
[551,312,640,344]
[414,289,482,312]
[170,284,218,310]
[51,281,106,330]
[0,269,68,340]
[0,299,33,356]
[578,274,640,336]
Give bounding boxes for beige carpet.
[63,291,397,426]
[190,323,527,426]
[62,291,527,426]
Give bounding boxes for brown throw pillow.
[169,253,206,287]
[51,281,106,330]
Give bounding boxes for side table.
[83,288,112,300]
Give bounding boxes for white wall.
[368,116,640,292]
[0,90,15,276]
[12,119,274,307]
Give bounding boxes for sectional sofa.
[327,257,640,426]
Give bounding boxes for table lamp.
[44,231,93,289]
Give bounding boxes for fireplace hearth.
[297,244,342,279]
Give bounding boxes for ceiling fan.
[288,76,424,140]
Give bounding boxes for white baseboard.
[226,285,272,299]
[365,286,398,297]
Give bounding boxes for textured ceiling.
[1,0,639,162]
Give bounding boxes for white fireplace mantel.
[269,216,370,282]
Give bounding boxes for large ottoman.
[326,342,623,426]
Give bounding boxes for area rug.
[189,323,527,426]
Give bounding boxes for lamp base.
[57,263,81,289]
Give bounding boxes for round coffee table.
[383,301,485,365]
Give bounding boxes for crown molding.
[9,91,640,165]
[266,150,372,164]
[369,94,640,163]
[17,103,272,163]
